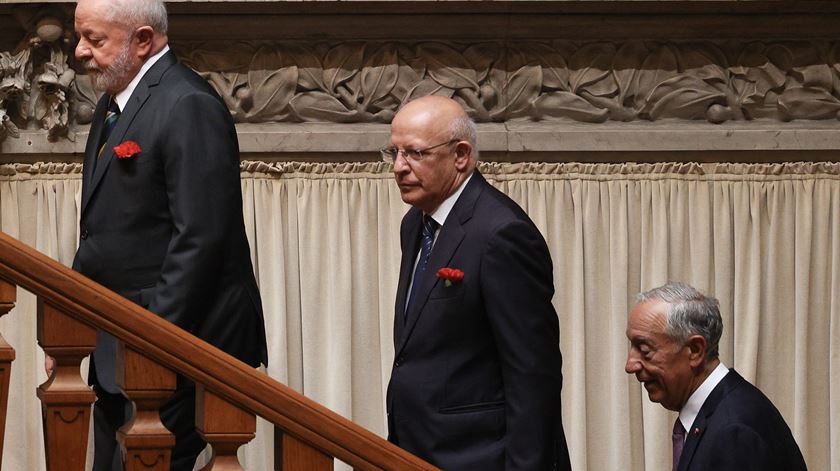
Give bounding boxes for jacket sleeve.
[481,218,565,470]
[147,90,241,330]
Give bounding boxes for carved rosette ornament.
[173,40,840,125]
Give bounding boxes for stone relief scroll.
[174,40,840,125]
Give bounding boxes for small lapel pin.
[692,427,701,435]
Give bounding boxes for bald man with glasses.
[383,96,572,471]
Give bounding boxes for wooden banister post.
[0,278,17,469]
[36,299,97,471]
[117,345,177,471]
[274,426,333,471]
[196,385,256,471]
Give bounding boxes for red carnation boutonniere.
[113,140,141,159]
[437,267,464,287]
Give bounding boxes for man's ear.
[133,26,155,58]
[453,141,472,171]
[686,335,708,368]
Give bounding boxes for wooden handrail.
[0,230,438,471]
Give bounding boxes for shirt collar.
[679,361,729,436]
[114,44,170,111]
[428,172,474,228]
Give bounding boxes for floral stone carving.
[173,40,840,125]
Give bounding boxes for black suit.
[678,369,807,471]
[387,171,572,470]
[73,50,267,470]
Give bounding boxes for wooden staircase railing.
[0,230,439,471]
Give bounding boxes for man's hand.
[45,355,54,377]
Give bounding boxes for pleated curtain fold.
[0,160,837,471]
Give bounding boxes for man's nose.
[625,355,640,374]
[392,153,410,174]
[75,40,89,61]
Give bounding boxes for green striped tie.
[97,98,120,158]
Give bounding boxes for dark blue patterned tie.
[405,215,439,320]
[98,98,120,158]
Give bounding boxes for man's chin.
[643,382,662,400]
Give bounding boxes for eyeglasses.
[380,139,459,164]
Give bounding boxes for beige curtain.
[0,161,837,471]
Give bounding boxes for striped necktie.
[97,98,120,158]
[405,215,439,320]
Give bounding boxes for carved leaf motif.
[522,43,569,91]
[778,86,840,120]
[612,41,648,104]
[502,64,542,118]
[289,91,359,122]
[730,43,786,118]
[280,44,325,91]
[677,43,728,85]
[323,43,365,93]
[403,78,453,104]
[70,74,100,124]
[741,90,779,120]
[533,91,609,122]
[360,44,399,110]
[642,75,726,120]
[247,48,298,121]
[392,57,424,103]
[178,42,254,73]
[632,43,680,108]
[417,42,479,91]
[791,64,834,90]
[396,44,426,78]
[569,42,617,96]
[830,42,840,95]
[735,43,786,89]
[463,42,503,83]
[780,42,833,89]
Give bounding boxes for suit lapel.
[81,94,109,205]
[677,369,740,471]
[394,208,422,341]
[81,51,177,215]
[395,171,484,357]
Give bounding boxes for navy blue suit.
[74,51,267,470]
[678,369,807,471]
[387,171,572,470]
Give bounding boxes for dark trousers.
[91,364,206,471]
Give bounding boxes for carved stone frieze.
[169,40,840,125]
[5,36,840,147]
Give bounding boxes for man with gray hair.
[383,96,571,470]
[72,0,267,469]
[625,282,806,471]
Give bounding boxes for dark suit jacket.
[678,369,807,471]
[73,51,268,393]
[387,171,572,470]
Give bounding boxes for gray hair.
[448,115,479,160]
[637,282,723,360]
[103,0,168,34]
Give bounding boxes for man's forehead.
[627,300,668,334]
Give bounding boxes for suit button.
[394,356,404,367]
[80,229,89,239]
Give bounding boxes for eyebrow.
[628,335,654,346]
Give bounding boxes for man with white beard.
[71,0,268,469]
